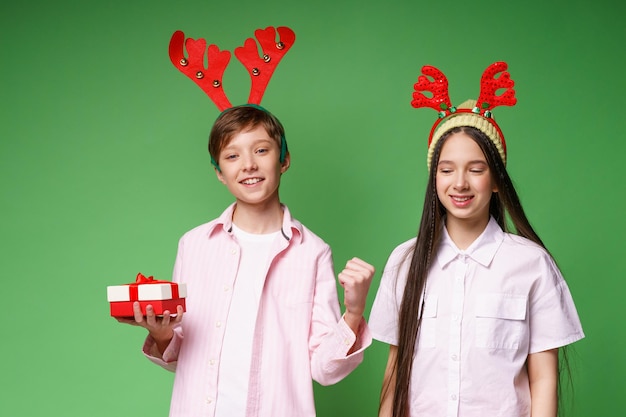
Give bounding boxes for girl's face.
[435,132,497,228]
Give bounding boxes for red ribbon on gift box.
[128,272,180,301]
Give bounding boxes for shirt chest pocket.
[475,293,527,350]
[417,295,438,349]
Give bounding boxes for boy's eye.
[256,148,268,154]
[224,154,238,160]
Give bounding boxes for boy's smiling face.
[216,124,290,208]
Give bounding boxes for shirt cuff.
[340,314,373,356]
[142,329,182,364]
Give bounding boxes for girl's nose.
[453,173,468,189]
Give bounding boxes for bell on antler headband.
[168,26,295,170]
[411,61,517,170]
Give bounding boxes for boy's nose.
[242,154,258,170]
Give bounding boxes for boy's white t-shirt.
[215,224,278,417]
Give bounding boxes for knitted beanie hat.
[411,62,517,170]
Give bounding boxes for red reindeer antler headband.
[168,26,295,169]
[168,26,296,111]
[411,61,517,169]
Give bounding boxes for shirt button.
[231,249,237,255]
[206,397,214,404]
[451,394,458,401]
[451,354,458,361]
[223,285,230,292]
[216,321,222,327]
[209,359,216,366]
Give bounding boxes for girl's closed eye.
[469,163,488,174]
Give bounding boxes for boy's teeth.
[453,196,470,202]
[242,178,261,185]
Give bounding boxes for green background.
[2,0,624,416]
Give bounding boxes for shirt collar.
[206,202,304,243]
[436,216,504,268]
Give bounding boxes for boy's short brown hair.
[208,105,286,167]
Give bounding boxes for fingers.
[145,305,159,327]
[346,257,376,272]
[120,302,184,333]
[133,301,145,323]
[339,257,376,317]
[338,257,376,285]
[174,305,184,323]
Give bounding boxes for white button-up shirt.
[370,217,584,417]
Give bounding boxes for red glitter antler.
[168,30,233,111]
[476,61,517,113]
[234,26,296,105]
[411,65,453,116]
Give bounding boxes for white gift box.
[107,282,187,302]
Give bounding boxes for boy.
[118,105,375,417]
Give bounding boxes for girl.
[369,62,584,417]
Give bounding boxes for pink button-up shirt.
[370,218,584,417]
[143,204,371,417]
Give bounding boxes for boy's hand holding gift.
[338,257,375,334]
[117,300,184,355]
[107,272,187,317]
[110,273,186,354]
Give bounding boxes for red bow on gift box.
[129,273,180,301]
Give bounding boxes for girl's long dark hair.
[383,126,552,417]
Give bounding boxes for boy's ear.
[215,167,226,184]
[280,152,291,174]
